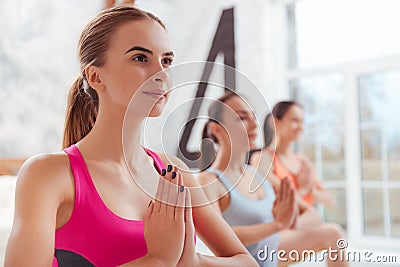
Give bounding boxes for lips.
[142,89,166,101]
[248,133,257,139]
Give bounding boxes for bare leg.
[121,0,135,6]
[104,0,134,9]
[278,223,348,267]
[104,0,116,9]
[296,206,323,230]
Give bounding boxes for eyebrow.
[125,46,174,57]
[236,110,250,115]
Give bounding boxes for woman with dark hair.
[250,101,348,267]
[198,91,297,267]
[252,101,335,207]
[5,7,257,267]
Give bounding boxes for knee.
[321,223,345,248]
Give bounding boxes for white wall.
[139,0,288,155]
[0,0,288,159]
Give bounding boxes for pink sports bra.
[53,144,166,267]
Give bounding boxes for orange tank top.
[266,148,314,205]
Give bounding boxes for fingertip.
[178,171,183,186]
[145,200,154,219]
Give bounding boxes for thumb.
[184,188,195,244]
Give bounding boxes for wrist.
[142,255,174,267]
[192,253,202,267]
[271,220,286,231]
[298,187,312,197]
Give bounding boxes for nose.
[298,121,304,132]
[249,116,257,130]
[152,71,167,83]
[152,64,170,84]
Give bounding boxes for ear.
[269,116,276,129]
[85,65,106,92]
[209,121,224,140]
[271,116,279,130]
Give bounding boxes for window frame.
[286,56,400,251]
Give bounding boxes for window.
[285,0,400,249]
[289,74,347,230]
[359,69,400,238]
[293,0,400,69]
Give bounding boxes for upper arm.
[197,172,223,213]
[301,155,325,189]
[5,155,68,267]
[249,150,280,192]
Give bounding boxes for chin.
[243,139,255,150]
[148,106,165,117]
[147,99,167,117]
[148,109,163,117]
[292,135,301,142]
[249,141,257,150]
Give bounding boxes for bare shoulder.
[250,149,273,173]
[197,171,218,187]
[250,149,273,165]
[16,152,72,197]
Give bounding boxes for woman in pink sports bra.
[5,6,257,267]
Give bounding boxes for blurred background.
[1,0,400,266]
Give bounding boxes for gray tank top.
[206,165,279,267]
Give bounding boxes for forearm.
[197,252,258,267]
[312,188,336,208]
[297,186,312,197]
[118,255,173,267]
[232,222,282,246]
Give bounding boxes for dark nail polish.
[180,186,184,192]
[161,169,166,176]
[148,200,152,207]
[172,172,177,179]
[167,165,173,172]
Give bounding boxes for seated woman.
[5,7,258,267]
[251,101,335,208]
[198,91,297,267]
[250,101,348,266]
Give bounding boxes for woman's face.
[275,104,304,142]
[218,96,258,150]
[98,19,173,117]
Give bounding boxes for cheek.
[290,123,298,130]
[119,66,149,88]
[237,125,249,138]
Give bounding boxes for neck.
[211,142,246,174]
[274,137,292,156]
[79,106,145,165]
